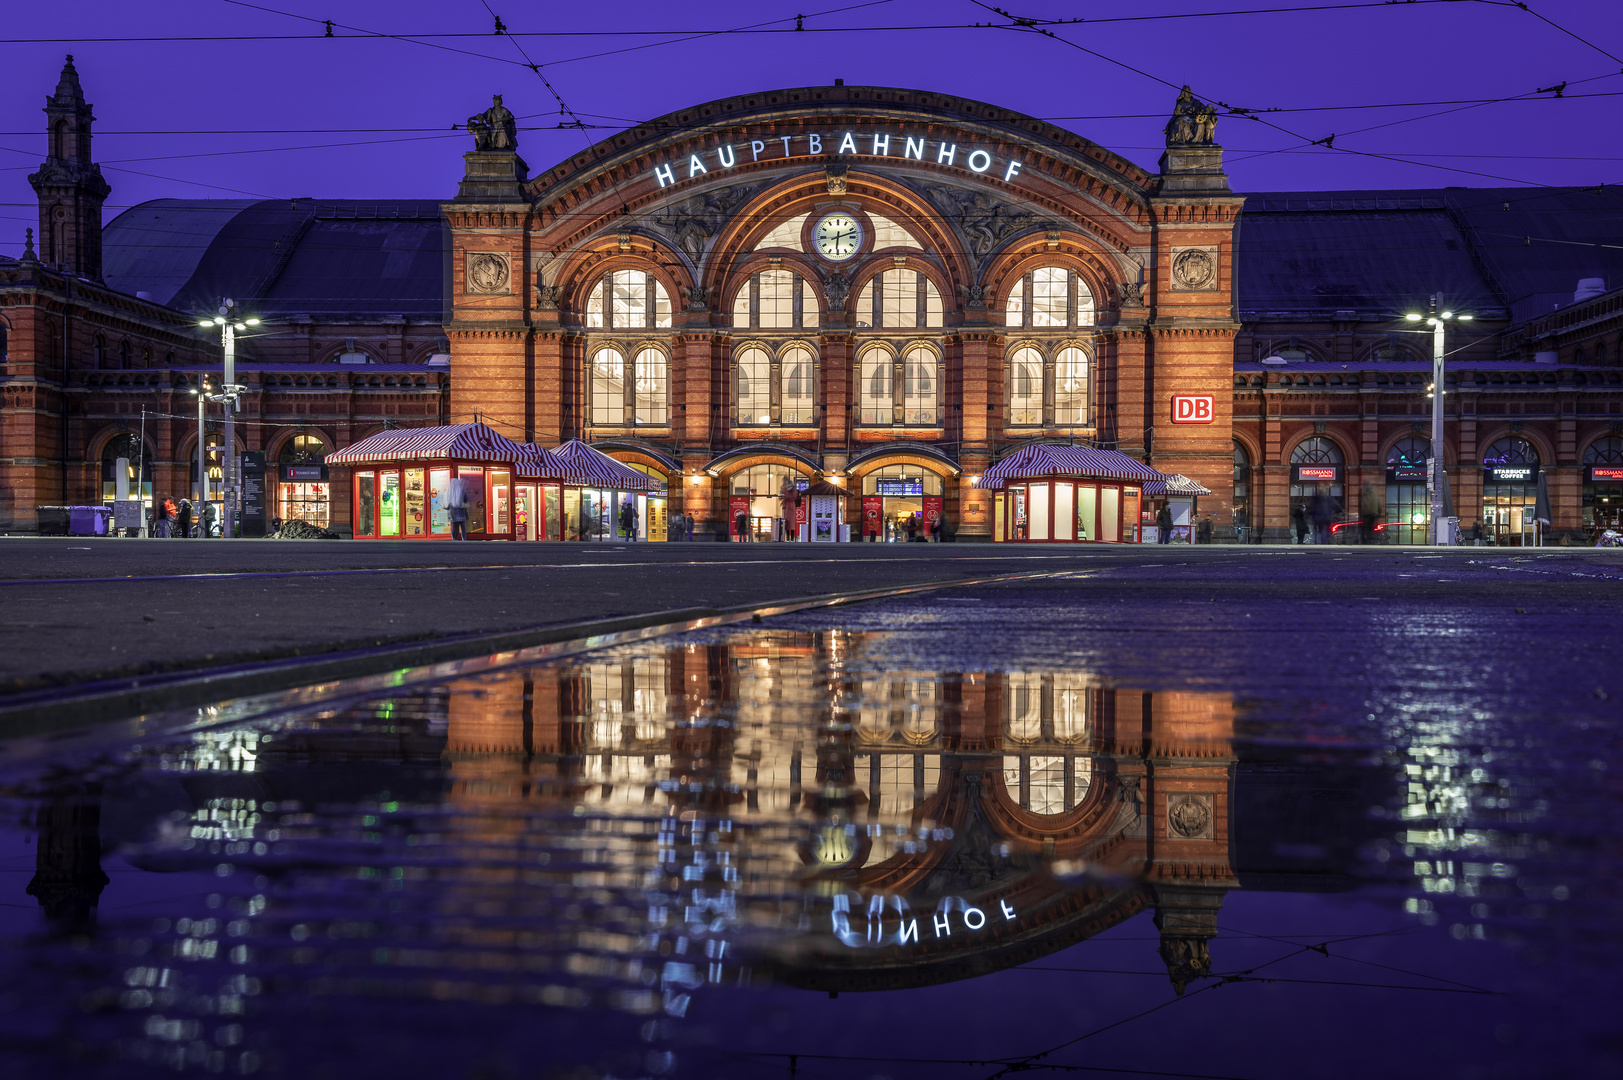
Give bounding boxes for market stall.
[329,422,532,540]
[512,443,589,541]
[547,441,667,541]
[1140,473,1213,543]
[978,444,1165,543]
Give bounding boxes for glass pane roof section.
[755,214,808,250]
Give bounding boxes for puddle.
[0,589,1618,1078]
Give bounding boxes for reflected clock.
[812,212,863,262]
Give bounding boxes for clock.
[812,212,863,262]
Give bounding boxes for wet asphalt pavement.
[1,537,1620,699]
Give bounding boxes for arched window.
[853,270,943,329]
[277,435,330,528]
[1233,441,1250,536]
[1482,437,1539,545]
[1009,346,1042,425]
[585,270,673,330]
[93,334,107,369]
[1584,436,1623,464]
[1005,267,1095,329]
[1483,436,1538,466]
[633,347,667,425]
[781,345,815,425]
[100,433,152,507]
[1384,436,1431,546]
[902,345,939,425]
[0,318,9,365]
[731,269,818,330]
[589,348,625,425]
[1585,436,1623,531]
[1289,435,1344,518]
[1291,436,1344,465]
[279,434,326,465]
[735,346,772,426]
[859,348,894,425]
[1054,346,1090,426]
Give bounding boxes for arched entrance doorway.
[720,460,815,542]
[848,447,961,542]
[1384,436,1430,546]
[1583,435,1623,538]
[276,433,330,529]
[1481,436,1540,545]
[1289,436,1345,543]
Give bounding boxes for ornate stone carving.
[652,186,756,264]
[617,229,632,253]
[924,185,1035,261]
[1158,936,1213,997]
[466,94,519,152]
[465,252,510,295]
[683,285,710,312]
[825,165,848,196]
[822,272,850,312]
[1164,85,1218,148]
[962,283,988,311]
[1170,247,1218,292]
[1167,793,1213,839]
[1120,281,1145,308]
[535,284,562,311]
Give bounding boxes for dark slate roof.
[102,199,447,318]
[1236,187,1623,323]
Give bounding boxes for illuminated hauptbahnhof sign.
[652,131,1026,187]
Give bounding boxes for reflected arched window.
[735,346,772,426]
[1005,673,1043,743]
[859,349,894,425]
[589,348,625,425]
[732,269,818,330]
[853,270,943,329]
[1005,267,1095,329]
[1002,753,1091,815]
[585,270,672,329]
[1009,346,1042,426]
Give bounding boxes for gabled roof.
[327,422,520,465]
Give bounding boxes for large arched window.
[589,348,625,425]
[1009,346,1042,426]
[902,345,939,425]
[633,347,667,425]
[732,269,818,330]
[735,346,772,426]
[853,270,944,329]
[1053,346,1090,426]
[585,270,673,330]
[1005,267,1095,329]
[781,345,815,425]
[859,348,894,425]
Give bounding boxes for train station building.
[6,58,1623,541]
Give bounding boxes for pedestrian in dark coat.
[1156,504,1173,544]
[177,499,194,539]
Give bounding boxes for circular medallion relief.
[1168,795,1212,838]
[812,213,863,263]
[467,252,510,293]
[1172,249,1216,291]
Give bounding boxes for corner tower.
[29,55,111,279]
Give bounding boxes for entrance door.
[516,485,537,540]
[883,496,922,540]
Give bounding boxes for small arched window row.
[858,343,941,426]
[735,342,818,427]
[1584,435,1623,464]
[1005,267,1095,331]
[586,269,674,330]
[590,345,669,427]
[732,269,819,331]
[1007,344,1092,428]
[853,269,944,330]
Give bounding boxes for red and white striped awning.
[975,444,1165,488]
[514,443,591,482]
[1142,473,1213,497]
[552,441,665,491]
[327,422,524,465]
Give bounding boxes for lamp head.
[197,319,213,328]
[1458,314,1473,321]
[213,316,226,325]
[245,318,261,326]
[1404,313,1423,322]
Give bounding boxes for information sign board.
[240,451,268,537]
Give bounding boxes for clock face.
[813,213,863,262]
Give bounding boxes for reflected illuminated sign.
[652,131,1025,189]
[1291,465,1341,483]
[832,892,1017,949]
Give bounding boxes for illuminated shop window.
[100,432,153,507]
[585,270,673,329]
[1005,267,1094,329]
[731,270,819,330]
[853,270,943,329]
[1482,436,1540,545]
[1384,436,1430,546]
[277,434,330,528]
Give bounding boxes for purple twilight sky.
[2,0,1622,260]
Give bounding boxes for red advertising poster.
[795,497,809,532]
[728,495,751,539]
[861,495,884,537]
[922,496,944,537]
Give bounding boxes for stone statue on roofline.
[467,94,519,151]
[1164,85,1218,148]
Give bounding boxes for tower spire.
[28,54,110,278]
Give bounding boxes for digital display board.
[1385,465,1428,484]
[876,479,924,496]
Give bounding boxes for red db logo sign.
[1170,395,1214,424]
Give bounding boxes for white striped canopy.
[975,444,1165,488]
[326,422,524,465]
[1142,473,1213,497]
[552,441,665,491]
[514,443,590,482]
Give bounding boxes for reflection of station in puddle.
[437,631,1238,994]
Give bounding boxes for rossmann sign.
[1170,395,1214,424]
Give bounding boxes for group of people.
[150,497,216,538]
[1290,490,1346,544]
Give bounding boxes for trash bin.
[36,506,70,536]
[68,505,113,536]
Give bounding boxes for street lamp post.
[1405,297,1472,545]
[192,379,208,511]
[197,300,259,539]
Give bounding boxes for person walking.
[619,500,638,542]
[1359,483,1383,545]
[1156,503,1173,544]
[446,477,469,540]
[1291,502,1308,545]
[668,510,683,542]
[1310,489,1334,545]
[905,515,919,542]
[735,508,750,542]
[153,498,172,538]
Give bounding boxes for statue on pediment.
[467,94,518,152]
[1164,86,1217,147]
